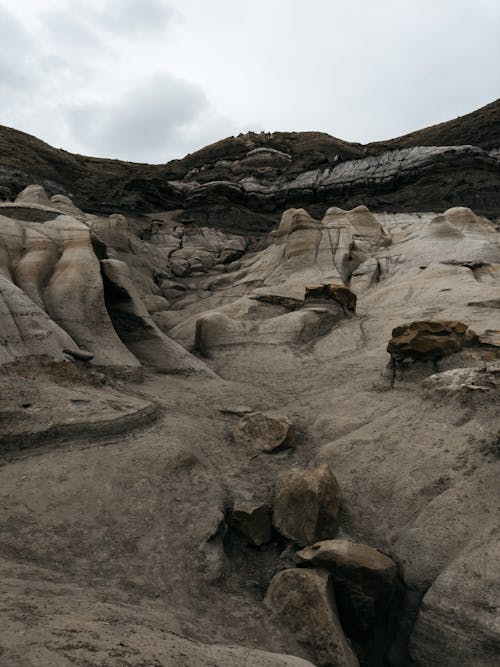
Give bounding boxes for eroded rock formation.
[2,99,500,229]
[0,190,140,374]
[1,104,500,667]
[0,186,215,378]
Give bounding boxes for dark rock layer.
[1,99,500,232]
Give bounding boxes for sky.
[1,0,499,164]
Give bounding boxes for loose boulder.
[233,412,295,453]
[387,320,477,362]
[264,568,359,667]
[295,540,402,661]
[273,463,341,546]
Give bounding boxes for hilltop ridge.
[1,99,500,228]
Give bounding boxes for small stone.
[228,500,273,546]
[233,412,294,453]
[219,405,254,416]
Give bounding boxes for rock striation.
[0,193,140,374]
[0,186,215,377]
[169,205,385,354]
[2,99,500,231]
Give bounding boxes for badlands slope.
[0,106,499,667]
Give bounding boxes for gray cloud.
[0,7,37,93]
[40,0,177,47]
[63,73,208,162]
[0,7,30,50]
[0,0,499,162]
[39,9,104,50]
[93,0,178,36]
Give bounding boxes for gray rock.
[273,464,342,547]
[101,259,210,374]
[15,184,52,206]
[233,412,295,453]
[409,533,500,667]
[265,568,359,667]
[295,540,402,662]
[228,500,273,546]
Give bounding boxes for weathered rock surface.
[101,258,208,374]
[233,412,295,453]
[0,187,211,377]
[0,206,141,374]
[2,99,500,227]
[478,328,500,351]
[422,362,500,396]
[409,532,500,667]
[0,367,158,453]
[1,194,498,665]
[0,557,315,667]
[169,206,384,353]
[296,540,402,665]
[265,568,359,667]
[387,320,477,362]
[169,226,247,274]
[15,183,52,206]
[1,104,500,666]
[228,499,274,546]
[273,464,342,547]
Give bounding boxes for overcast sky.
[1,0,499,163]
